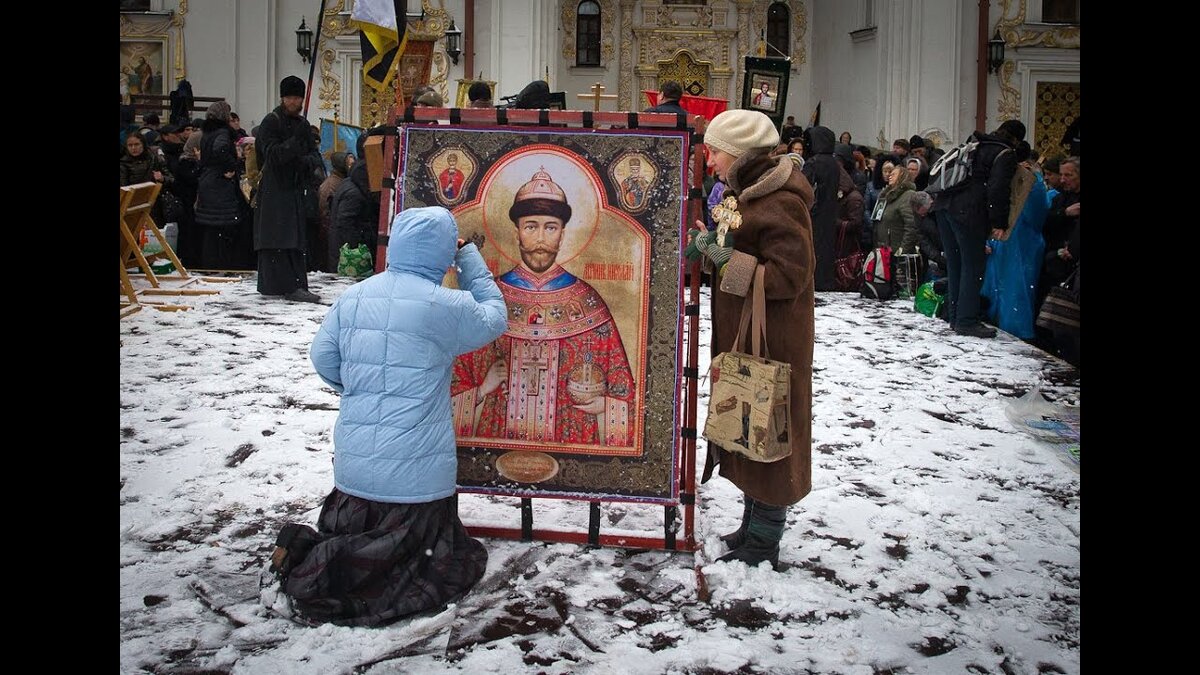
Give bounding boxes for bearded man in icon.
[451,167,635,447]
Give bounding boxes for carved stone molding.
[649,3,714,28]
[997,60,1021,121]
[633,29,738,72]
[119,0,188,81]
[735,1,752,105]
[317,2,356,113]
[996,0,1080,49]
[562,0,617,66]
[633,26,738,104]
[994,1,1079,124]
[618,1,635,109]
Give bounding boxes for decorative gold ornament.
[993,1,1079,126]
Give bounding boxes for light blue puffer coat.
[310,206,507,503]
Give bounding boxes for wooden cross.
[577,82,618,111]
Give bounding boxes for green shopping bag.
[337,243,374,279]
[913,281,944,317]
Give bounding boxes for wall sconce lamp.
[296,16,314,64]
[445,19,462,66]
[987,29,1006,74]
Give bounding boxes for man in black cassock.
[254,75,320,302]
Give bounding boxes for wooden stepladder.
[119,182,220,317]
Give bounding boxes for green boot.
[717,498,786,569]
[719,497,753,550]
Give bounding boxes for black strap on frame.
[588,502,601,546]
[521,498,533,541]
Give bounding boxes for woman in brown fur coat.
[687,109,815,569]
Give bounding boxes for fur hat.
[280,75,306,98]
[206,100,232,122]
[509,167,572,225]
[704,109,780,158]
[908,135,925,149]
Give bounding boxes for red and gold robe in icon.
[451,264,636,451]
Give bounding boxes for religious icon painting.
[741,56,791,130]
[395,124,690,503]
[427,146,477,206]
[609,152,658,215]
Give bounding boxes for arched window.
[576,1,601,67]
[767,2,790,58]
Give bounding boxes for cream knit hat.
[704,109,780,158]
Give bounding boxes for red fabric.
[642,91,728,123]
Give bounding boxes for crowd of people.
[122,77,1077,626]
[119,77,383,302]
[693,96,1080,366]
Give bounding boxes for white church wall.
[805,0,870,143]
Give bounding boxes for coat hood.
[386,206,459,282]
[805,125,836,155]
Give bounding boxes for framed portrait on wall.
[121,38,168,99]
[394,124,690,504]
[741,56,791,130]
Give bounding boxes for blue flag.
[319,118,364,174]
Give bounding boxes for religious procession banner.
[742,56,792,130]
[396,125,689,503]
[319,118,364,174]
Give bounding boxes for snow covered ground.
[120,272,1079,674]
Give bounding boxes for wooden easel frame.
[376,106,706,553]
[120,182,221,315]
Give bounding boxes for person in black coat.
[194,101,249,269]
[930,119,1025,338]
[159,124,202,267]
[644,80,688,116]
[168,79,194,126]
[254,76,320,302]
[800,125,841,291]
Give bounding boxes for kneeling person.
[270,206,507,626]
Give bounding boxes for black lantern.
[987,29,1006,74]
[296,16,314,64]
[445,19,462,65]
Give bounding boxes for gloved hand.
[685,229,711,261]
[704,239,733,273]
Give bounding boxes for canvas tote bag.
[703,265,793,463]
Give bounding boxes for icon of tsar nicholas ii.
[451,167,635,448]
